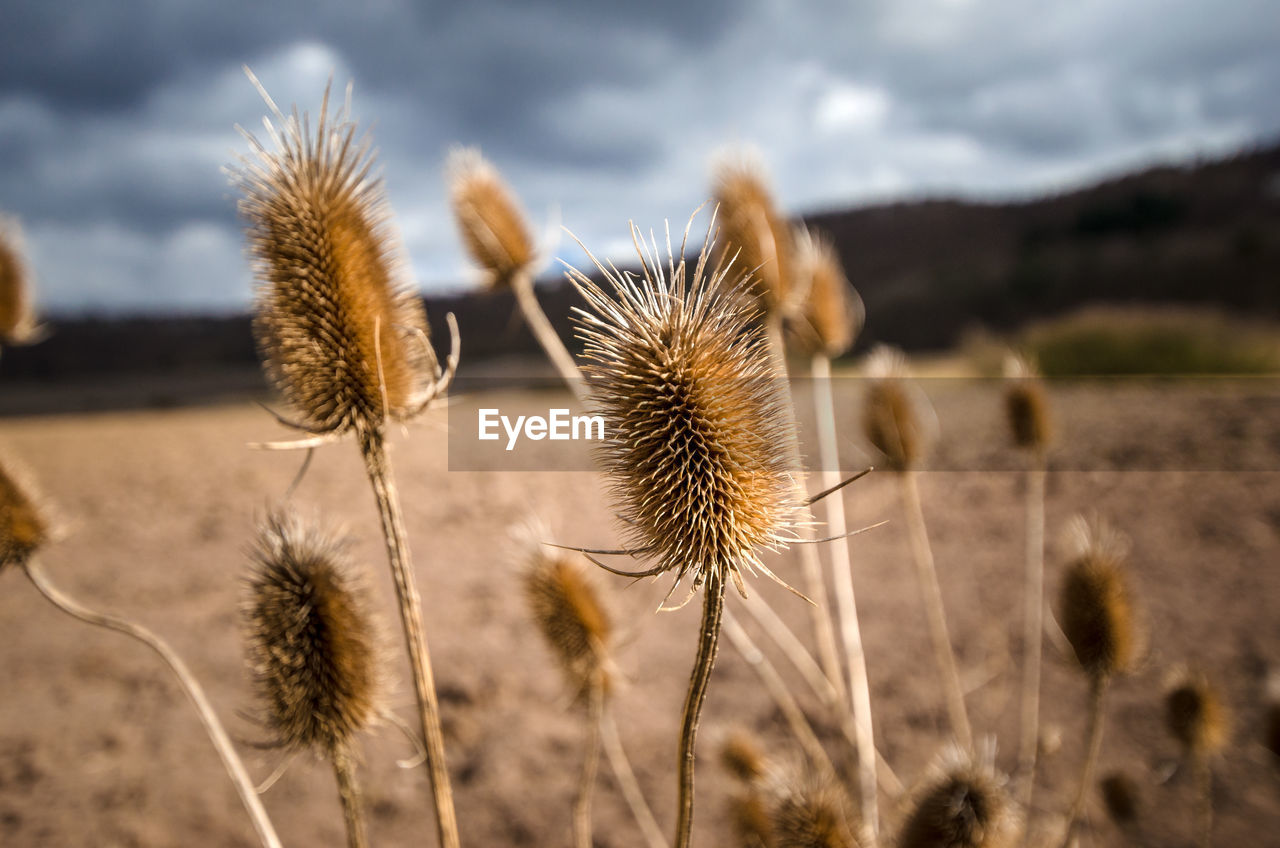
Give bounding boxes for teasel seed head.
[1002,354,1052,452]
[524,545,613,700]
[1098,770,1140,825]
[721,728,769,785]
[1165,667,1229,758]
[231,79,435,437]
[1057,516,1140,684]
[712,150,798,318]
[0,215,41,347]
[896,746,1017,848]
[862,346,935,472]
[567,212,805,600]
[446,147,538,290]
[0,456,51,570]
[770,768,856,848]
[728,790,774,848]
[244,508,384,756]
[788,226,864,359]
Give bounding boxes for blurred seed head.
[788,226,863,359]
[862,346,934,472]
[243,509,384,755]
[0,456,51,570]
[231,81,432,436]
[1002,354,1052,452]
[567,213,805,599]
[896,747,1017,848]
[0,215,40,347]
[770,768,855,848]
[1058,517,1139,683]
[1165,667,1229,757]
[721,728,769,785]
[446,147,537,290]
[711,150,797,319]
[1099,769,1140,826]
[729,790,775,848]
[523,544,613,700]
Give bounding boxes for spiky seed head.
[712,151,797,318]
[728,791,774,848]
[0,457,50,570]
[231,81,433,437]
[1003,354,1052,452]
[789,226,864,359]
[244,509,383,755]
[1098,770,1140,825]
[0,216,40,346]
[524,546,613,699]
[721,728,769,784]
[1165,668,1229,757]
[1057,517,1139,683]
[862,346,933,472]
[446,147,537,290]
[770,769,855,848]
[897,748,1017,848]
[567,214,805,600]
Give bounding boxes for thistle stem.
[675,573,725,848]
[333,747,368,848]
[359,429,460,848]
[512,270,587,402]
[899,470,972,750]
[574,683,604,848]
[601,708,669,848]
[1017,457,1048,820]
[21,557,283,848]
[1060,679,1108,848]
[811,353,880,838]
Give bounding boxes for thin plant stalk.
[574,684,604,848]
[1196,753,1213,848]
[333,748,368,848]
[1060,680,1108,848]
[512,269,587,403]
[359,429,460,848]
[21,557,282,848]
[899,470,973,750]
[1017,457,1048,817]
[675,572,726,848]
[738,593,840,707]
[601,709,669,848]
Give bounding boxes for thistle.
[770,769,856,848]
[0,215,41,348]
[567,211,805,848]
[787,226,863,360]
[1003,354,1052,454]
[0,455,50,570]
[711,151,798,322]
[896,748,1017,848]
[245,509,383,848]
[1165,668,1229,848]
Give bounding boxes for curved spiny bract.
[446,147,537,290]
[232,84,432,437]
[896,748,1017,848]
[0,215,40,347]
[567,216,805,601]
[712,152,798,319]
[788,227,863,359]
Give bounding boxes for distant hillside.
[3,141,1278,390]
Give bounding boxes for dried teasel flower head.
[1165,666,1230,758]
[711,149,798,319]
[1058,516,1140,684]
[720,728,769,785]
[1002,353,1052,452]
[862,346,936,472]
[0,456,52,570]
[231,74,450,439]
[0,215,42,347]
[567,211,806,602]
[788,226,864,359]
[770,767,856,848]
[896,745,1017,848]
[446,147,537,290]
[243,508,384,755]
[522,537,613,700]
[728,791,774,848]
[1098,770,1140,825]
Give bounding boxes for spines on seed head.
[446,147,537,290]
[789,226,863,359]
[1058,517,1140,684]
[769,768,856,848]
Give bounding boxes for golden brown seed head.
[729,791,774,848]
[1003,354,1052,452]
[568,215,804,599]
[0,457,50,570]
[524,547,612,699]
[721,729,769,785]
[788,227,863,359]
[0,216,40,346]
[897,750,1016,848]
[1165,668,1229,757]
[1057,517,1139,683]
[243,509,383,755]
[771,770,855,848]
[862,346,932,472]
[1099,770,1140,825]
[231,83,432,436]
[446,147,537,290]
[712,151,797,318]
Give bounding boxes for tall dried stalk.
[1059,680,1107,848]
[1016,458,1046,817]
[676,572,727,847]
[333,749,368,848]
[601,709,669,848]
[575,685,604,848]
[512,268,587,402]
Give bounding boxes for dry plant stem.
[1017,457,1048,819]
[512,269,587,403]
[574,685,604,848]
[675,573,726,848]
[899,470,973,750]
[737,593,839,706]
[1060,680,1108,848]
[333,748,368,848]
[359,429,460,848]
[21,557,283,848]
[811,353,879,838]
[601,709,669,848]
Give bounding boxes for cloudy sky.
[2,0,1276,315]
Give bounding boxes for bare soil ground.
[0,375,1277,847]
